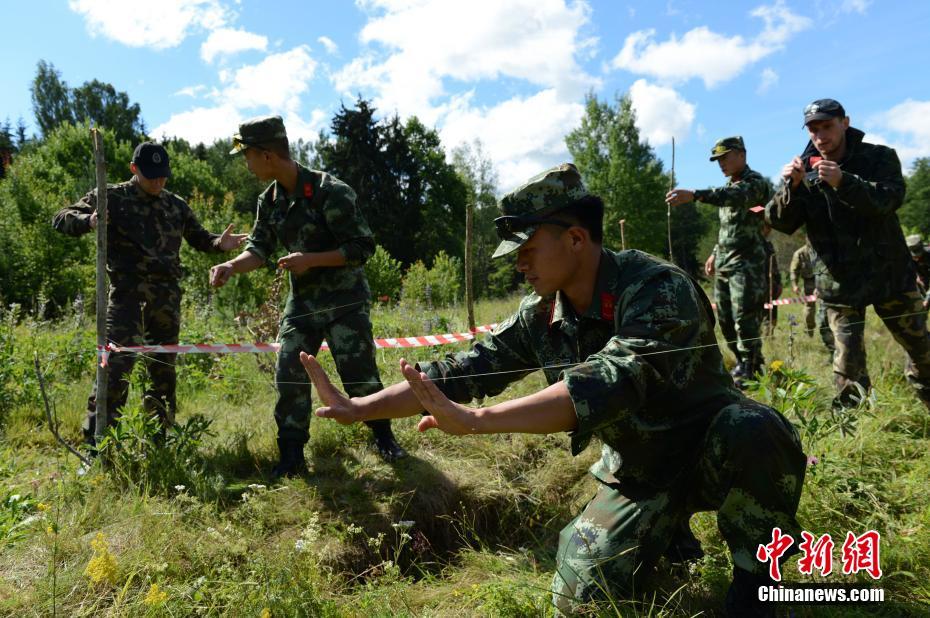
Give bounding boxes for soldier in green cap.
[790,240,836,355]
[210,115,406,476]
[906,234,930,309]
[53,142,247,447]
[299,163,805,617]
[767,98,930,409]
[666,136,773,386]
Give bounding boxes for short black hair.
[550,195,604,243]
[255,137,290,159]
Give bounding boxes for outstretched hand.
[218,223,248,251]
[399,359,482,435]
[300,352,360,424]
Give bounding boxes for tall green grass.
[0,298,927,616]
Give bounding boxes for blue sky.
[4,0,930,192]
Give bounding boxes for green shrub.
[364,244,403,302]
[400,250,462,307]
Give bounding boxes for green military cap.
[492,163,589,258]
[229,115,288,155]
[906,234,924,255]
[709,136,745,161]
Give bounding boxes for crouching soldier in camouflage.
[667,136,773,387]
[302,164,806,616]
[210,116,405,477]
[767,99,930,409]
[52,142,247,446]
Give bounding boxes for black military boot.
[662,518,704,564]
[271,438,307,479]
[724,567,776,617]
[366,420,407,462]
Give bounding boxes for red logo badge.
[304,183,313,199]
[600,293,616,321]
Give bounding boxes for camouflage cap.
[229,115,288,155]
[492,163,589,258]
[709,136,745,161]
[906,234,924,255]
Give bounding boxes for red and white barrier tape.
[97,323,500,366]
[710,294,818,311]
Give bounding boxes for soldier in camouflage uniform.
[210,116,405,477]
[767,99,930,409]
[905,234,930,309]
[52,142,247,445]
[790,241,835,354]
[301,164,806,617]
[667,136,773,386]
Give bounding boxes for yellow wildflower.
[769,359,784,372]
[260,608,272,618]
[84,532,118,585]
[143,583,168,606]
[37,502,50,512]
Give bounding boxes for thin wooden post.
[619,219,627,251]
[667,137,675,262]
[767,253,775,338]
[92,129,108,441]
[465,199,475,335]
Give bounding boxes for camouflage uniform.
[761,235,782,331]
[245,163,393,446]
[694,142,773,372]
[790,244,835,352]
[422,165,806,613]
[906,235,930,305]
[52,176,224,441]
[767,123,930,406]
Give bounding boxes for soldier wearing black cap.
[767,98,930,410]
[906,234,930,309]
[666,136,773,386]
[210,115,406,476]
[53,142,247,446]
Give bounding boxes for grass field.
[1,294,929,616]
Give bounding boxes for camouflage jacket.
[52,179,222,283]
[766,127,913,307]
[763,238,783,300]
[913,252,930,300]
[245,164,375,317]
[789,245,815,292]
[694,165,772,273]
[420,249,743,490]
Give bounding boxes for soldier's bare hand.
[302,352,360,424]
[665,188,694,207]
[783,157,804,189]
[218,223,248,252]
[209,262,234,288]
[89,211,98,230]
[400,359,481,435]
[813,159,843,188]
[704,254,715,276]
[278,252,314,275]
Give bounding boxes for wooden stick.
[92,129,108,441]
[667,137,675,262]
[619,219,627,251]
[465,199,475,335]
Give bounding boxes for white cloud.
[317,36,338,55]
[757,67,779,94]
[628,79,695,146]
[867,99,930,164]
[336,0,598,119]
[839,0,870,14]
[221,46,318,113]
[610,1,810,88]
[175,85,208,98]
[201,27,268,63]
[439,89,586,191]
[152,46,324,146]
[68,0,229,49]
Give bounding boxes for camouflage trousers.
[550,401,805,614]
[85,279,181,443]
[826,290,930,405]
[801,291,835,354]
[715,262,766,361]
[275,301,391,444]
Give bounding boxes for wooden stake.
[667,137,675,263]
[619,219,627,251]
[464,199,475,335]
[92,129,109,441]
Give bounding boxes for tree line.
[5,60,929,318]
